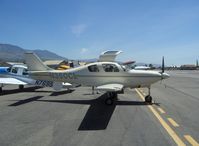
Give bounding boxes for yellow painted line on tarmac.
[157,107,166,114]
[184,135,199,146]
[135,88,186,146]
[167,118,179,127]
[139,89,146,96]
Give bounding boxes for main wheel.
[105,98,114,105]
[113,92,118,98]
[145,95,152,103]
[19,85,24,90]
[0,87,2,93]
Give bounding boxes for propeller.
[160,56,165,84]
[161,56,165,74]
[159,56,169,85]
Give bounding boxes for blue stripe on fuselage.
[0,67,9,74]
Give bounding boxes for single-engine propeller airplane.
[25,51,170,105]
[0,64,73,93]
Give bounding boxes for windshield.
[119,62,137,71]
[120,64,131,71]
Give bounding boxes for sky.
[0,0,199,66]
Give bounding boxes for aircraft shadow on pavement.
[0,86,43,96]
[8,96,44,106]
[36,93,148,130]
[50,89,75,96]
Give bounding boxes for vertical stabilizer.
[24,52,52,71]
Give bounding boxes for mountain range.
[0,44,161,68]
[0,44,66,62]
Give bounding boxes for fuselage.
[29,62,169,88]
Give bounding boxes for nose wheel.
[145,87,152,103]
[145,95,152,103]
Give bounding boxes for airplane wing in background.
[96,84,124,92]
[0,78,27,85]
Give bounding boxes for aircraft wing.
[0,78,27,85]
[99,50,122,62]
[96,84,124,92]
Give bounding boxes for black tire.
[105,98,114,105]
[145,95,152,103]
[113,92,118,98]
[0,87,2,93]
[117,88,124,94]
[19,85,24,90]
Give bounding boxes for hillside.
[0,44,66,62]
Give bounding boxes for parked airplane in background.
[122,60,151,70]
[25,51,169,105]
[134,66,151,70]
[0,65,73,93]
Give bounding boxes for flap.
[96,84,124,92]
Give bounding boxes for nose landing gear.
[145,95,152,103]
[145,87,152,104]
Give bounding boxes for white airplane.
[0,64,73,93]
[24,51,170,105]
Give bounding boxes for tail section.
[24,52,52,71]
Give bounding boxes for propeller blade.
[162,56,165,73]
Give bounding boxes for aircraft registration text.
[49,72,77,80]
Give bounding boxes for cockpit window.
[23,69,28,75]
[7,67,11,72]
[11,67,18,74]
[102,64,119,72]
[121,65,126,71]
[88,65,99,72]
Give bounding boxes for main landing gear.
[19,85,24,90]
[105,92,118,105]
[145,87,152,103]
[0,87,2,93]
[0,84,3,93]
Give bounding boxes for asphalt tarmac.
[0,70,198,146]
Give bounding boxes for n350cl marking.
[49,73,77,80]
